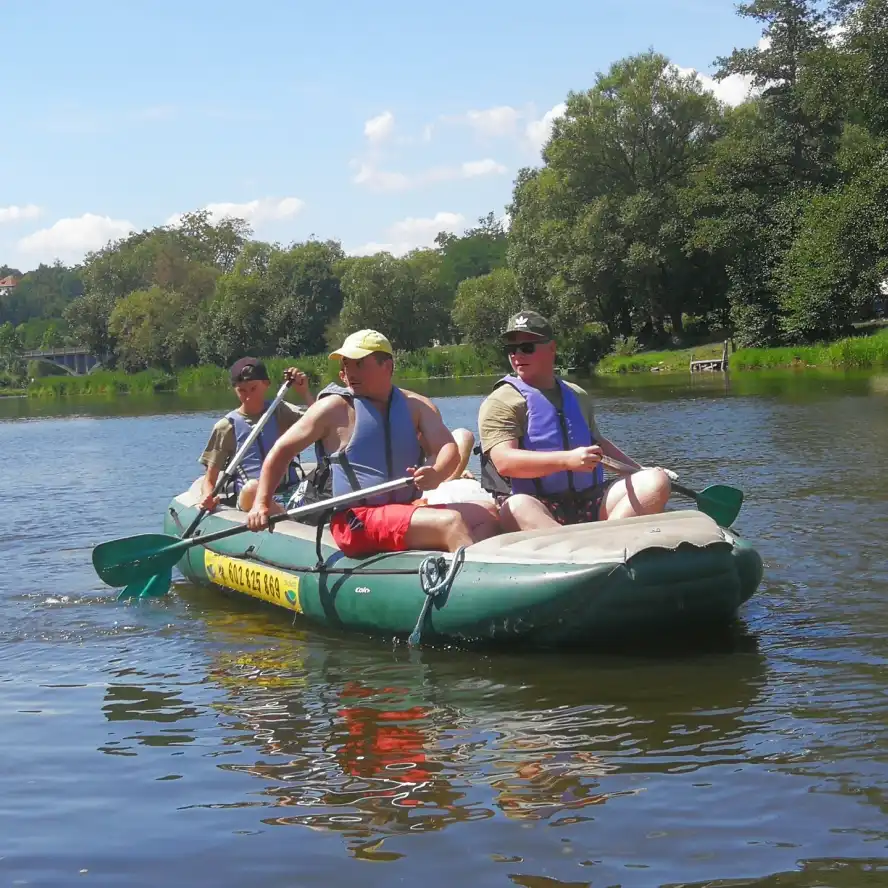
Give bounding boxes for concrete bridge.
[22,346,103,376]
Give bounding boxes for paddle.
[117,377,295,600]
[94,475,417,594]
[601,456,744,527]
[182,377,293,538]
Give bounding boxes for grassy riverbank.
[22,328,888,396]
[595,341,728,374]
[26,344,506,398]
[596,328,888,374]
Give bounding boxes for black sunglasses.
[506,339,550,355]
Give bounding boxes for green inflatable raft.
[163,478,764,648]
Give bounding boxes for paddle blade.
[118,568,174,600]
[93,533,183,587]
[696,484,744,527]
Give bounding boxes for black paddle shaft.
[672,482,697,499]
[183,475,416,551]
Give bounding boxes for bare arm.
[490,439,603,478]
[199,464,222,511]
[411,395,459,490]
[246,399,338,527]
[284,367,315,406]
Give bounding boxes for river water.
[1,371,887,887]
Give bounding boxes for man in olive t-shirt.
[477,310,674,533]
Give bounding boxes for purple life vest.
[496,375,604,496]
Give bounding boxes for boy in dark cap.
[198,357,315,513]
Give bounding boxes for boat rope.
[236,548,418,576]
[408,546,466,648]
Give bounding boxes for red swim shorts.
[330,503,422,558]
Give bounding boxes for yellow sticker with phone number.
[204,550,301,613]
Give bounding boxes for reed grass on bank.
[26,344,507,398]
[596,329,888,374]
[731,329,888,370]
[595,341,726,374]
[24,331,888,396]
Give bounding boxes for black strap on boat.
[314,510,332,568]
[168,505,184,533]
[238,549,417,576]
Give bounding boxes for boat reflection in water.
[99,605,768,861]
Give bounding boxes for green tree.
[403,248,452,344]
[172,209,252,272]
[436,212,508,295]
[778,162,888,340]
[715,0,838,184]
[3,262,84,325]
[263,240,345,357]
[508,51,723,341]
[198,241,277,365]
[0,321,24,377]
[63,291,119,362]
[685,103,796,345]
[337,252,447,350]
[201,239,344,365]
[109,286,204,370]
[452,267,522,345]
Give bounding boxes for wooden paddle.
[601,456,744,527]
[94,475,416,595]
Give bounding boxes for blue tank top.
[328,386,421,506]
[225,404,300,493]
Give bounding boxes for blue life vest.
[483,375,603,497]
[328,386,421,506]
[225,403,300,493]
[312,383,353,466]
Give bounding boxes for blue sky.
[1,0,763,272]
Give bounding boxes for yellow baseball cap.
[329,329,393,360]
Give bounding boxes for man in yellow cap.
[246,329,500,556]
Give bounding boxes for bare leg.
[404,503,500,552]
[498,494,560,533]
[238,480,285,515]
[599,469,671,520]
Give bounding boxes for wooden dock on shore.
[690,341,729,373]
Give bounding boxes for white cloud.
[672,36,774,108]
[17,213,135,263]
[465,105,521,138]
[672,37,770,109]
[166,196,305,228]
[349,241,396,257]
[364,110,395,144]
[350,211,466,257]
[460,158,507,177]
[673,65,754,107]
[525,103,566,152]
[0,204,42,224]
[390,211,464,240]
[352,159,507,192]
[352,163,412,191]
